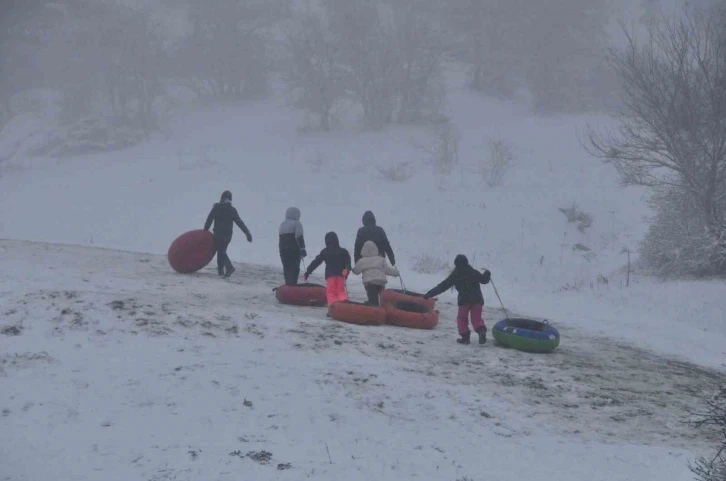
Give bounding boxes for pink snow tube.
[168,229,215,273]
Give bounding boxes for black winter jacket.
[306,232,352,280]
[425,255,490,306]
[354,211,395,265]
[204,201,251,242]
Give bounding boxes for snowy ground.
[2,88,724,370]
[2,70,725,480]
[2,240,724,481]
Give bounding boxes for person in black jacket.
[424,254,491,344]
[303,231,352,304]
[353,211,395,265]
[204,190,252,278]
[278,207,306,285]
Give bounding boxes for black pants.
[214,237,232,273]
[364,283,384,306]
[280,249,301,285]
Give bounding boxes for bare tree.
[67,2,166,137]
[174,0,285,102]
[483,139,517,187]
[586,4,726,275]
[416,120,460,176]
[282,11,346,131]
[446,0,523,96]
[323,0,400,129]
[389,2,446,124]
[446,0,613,111]
[0,2,65,133]
[316,0,445,129]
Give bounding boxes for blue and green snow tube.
[492,318,560,353]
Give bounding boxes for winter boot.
[218,266,225,276]
[476,326,487,345]
[456,332,471,345]
[224,265,236,278]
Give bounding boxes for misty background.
[1,0,725,279]
[0,0,674,139]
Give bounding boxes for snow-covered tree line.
[0,0,619,138]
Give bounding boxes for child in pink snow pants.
[303,231,352,305]
[424,254,491,344]
[325,276,348,304]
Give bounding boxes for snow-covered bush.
[283,11,347,131]
[32,115,145,157]
[411,253,450,274]
[691,384,726,481]
[377,162,412,182]
[641,187,726,278]
[558,203,594,233]
[482,139,517,187]
[587,3,726,278]
[418,120,459,176]
[172,0,282,102]
[289,0,446,130]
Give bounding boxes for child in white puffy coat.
[351,240,400,306]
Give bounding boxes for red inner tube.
[274,283,327,307]
[328,300,386,326]
[380,289,435,310]
[384,300,438,330]
[168,230,215,273]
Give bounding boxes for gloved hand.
[300,249,307,258]
[482,270,491,284]
[423,292,432,300]
[246,233,252,242]
[342,269,349,279]
[303,272,309,281]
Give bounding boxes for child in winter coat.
[354,211,395,265]
[352,240,400,306]
[424,254,491,344]
[204,190,252,278]
[303,232,352,305]
[278,207,306,285]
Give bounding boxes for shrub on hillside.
[416,120,459,176]
[482,139,517,187]
[586,3,726,279]
[411,253,450,274]
[691,384,726,481]
[32,115,145,157]
[377,162,412,182]
[558,203,593,233]
[641,187,726,278]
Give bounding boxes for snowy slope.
[1,75,724,368]
[1,240,723,481]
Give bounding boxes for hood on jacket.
[325,231,340,249]
[454,254,469,269]
[362,211,376,226]
[361,240,379,258]
[220,190,232,202]
[285,207,301,221]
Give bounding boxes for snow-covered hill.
[2,70,725,480]
[1,77,724,367]
[1,239,723,481]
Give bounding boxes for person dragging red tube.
[303,232,352,305]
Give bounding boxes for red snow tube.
[385,300,439,330]
[274,283,327,307]
[380,288,436,310]
[328,300,386,326]
[168,229,215,273]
